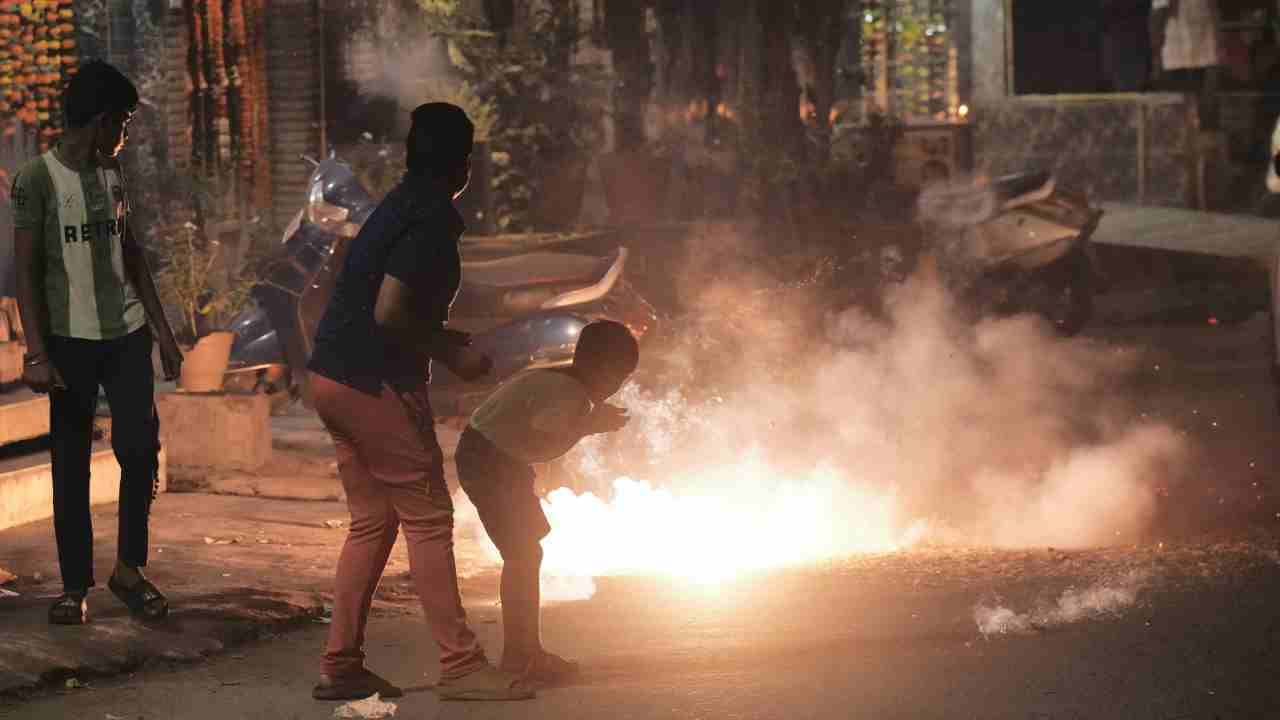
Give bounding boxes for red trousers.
[310,373,488,680]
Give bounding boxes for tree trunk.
[206,0,228,169]
[795,1,847,150]
[188,1,211,168]
[483,0,515,48]
[737,0,802,232]
[793,0,848,219]
[602,0,651,151]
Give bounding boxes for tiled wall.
[974,93,1195,208]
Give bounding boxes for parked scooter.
[916,170,1103,335]
[222,153,657,416]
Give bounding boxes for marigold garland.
[0,0,78,149]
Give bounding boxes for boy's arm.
[529,402,628,446]
[13,228,48,360]
[11,169,64,392]
[122,224,183,381]
[375,274,492,380]
[375,221,490,381]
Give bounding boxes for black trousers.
[47,327,160,593]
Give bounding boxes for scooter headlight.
[307,183,360,238]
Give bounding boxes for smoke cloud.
[343,6,452,114]
[571,249,1185,546]
[452,225,1189,601]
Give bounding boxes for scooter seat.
[992,171,1053,204]
[460,252,614,289]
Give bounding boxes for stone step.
[0,388,49,447]
[0,342,21,386]
[0,445,168,532]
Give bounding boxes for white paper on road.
[974,570,1150,638]
[332,693,397,719]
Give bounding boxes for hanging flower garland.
[0,0,78,149]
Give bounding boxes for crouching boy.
[456,320,639,684]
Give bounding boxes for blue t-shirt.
[307,175,465,395]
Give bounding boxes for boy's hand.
[157,336,183,382]
[22,359,66,394]
[442,344,493,382]
[438,328,472,348]
[590,403,629,434]
[435,328,492,382]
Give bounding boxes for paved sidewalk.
[165,412,468,502]
[0,492,502,699]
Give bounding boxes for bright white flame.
[452,270,1185,603]
[455,451,930,602]
[538,458,922,586]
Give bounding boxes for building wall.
[974,93,1195,206]
[265,0,323,229]
[966,0,1216,209]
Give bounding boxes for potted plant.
[151,218,261,393]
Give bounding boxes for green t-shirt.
[469,368,594,464]
[10,150,146,340]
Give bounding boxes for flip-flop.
[48,592,87,625]
[525,652,581,685]
[436,665,536,702]
[501,652,582,686]
[108,575,169,621]
[313,669,404,701]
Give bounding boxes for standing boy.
[11,60,183,625]
[307,102,534,702]
[457,320,639,684]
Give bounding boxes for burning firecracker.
[0,0,78,150]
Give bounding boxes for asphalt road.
[6,542,1279,720]
[7,303,1280,720]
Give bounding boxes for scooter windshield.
[311,160,375,218]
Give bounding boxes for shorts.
[455,426,552,553]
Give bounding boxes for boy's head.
[64,60,139,158]
[572,320,639,401]
[406,102,474,199]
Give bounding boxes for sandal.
[436,664,536,702]
[313,669,404,701]
[108,575,168,621]
[48,592,87,625]
[521,652,581,686]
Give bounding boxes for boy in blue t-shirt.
[457,320,639,685]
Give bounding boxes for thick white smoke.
[452,224,1189,601]
[563,270,1186,551]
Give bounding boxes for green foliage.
[422,6,610,231]
[151,223,259,345]
[147,176,266,345]
[415,0,460,17]
[412,78,498,141]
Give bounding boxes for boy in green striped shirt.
[11,60,183,625]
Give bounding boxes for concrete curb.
[0,589,325,700]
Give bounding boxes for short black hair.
[64,60,139,129]
[573,320,640,374]
[406,102,474,175]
